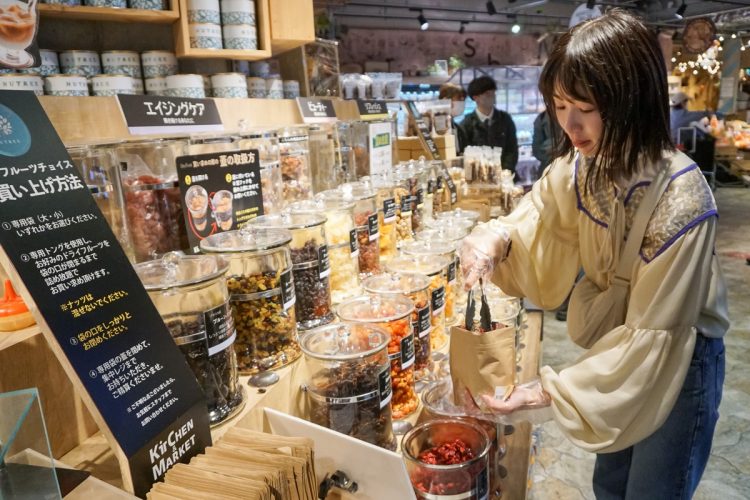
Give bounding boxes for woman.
[460,10,729,499]
[438,83,468,151]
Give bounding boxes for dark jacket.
[457,108,519,172]
[532,110,554,169]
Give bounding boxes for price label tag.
[296,97,337,123]
[118,94,223,135]
[349,228,359,257]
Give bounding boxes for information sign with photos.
[0,0,40,70]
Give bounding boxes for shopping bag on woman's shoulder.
[449,287,516,408]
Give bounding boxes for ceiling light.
[675,1,686,19]
[511,23,521,34]
[459,21,467,34]
[693,70,698,75]
[671,57,677,62]
[586,0,595,9]
[732,33,738,39]
[742,45,746,51]
[417,11,429,30]
[486,1,497,15]
[719,35,725,41]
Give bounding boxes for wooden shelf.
[39,2,179,24]
[269,0,314,55]
[174,0,272,60]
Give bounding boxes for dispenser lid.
[200,226,292,254]
[300,322,389,361]
[249,212,326,230]
[362,272,431,296]
[336,294,414,324]
[135,253,228,290]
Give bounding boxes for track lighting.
[586,0,595,9]
[511,23,521,34]
[409,8,429,30]
[675,1,686,20]
[486,1,497,15]
[459,21,467,34]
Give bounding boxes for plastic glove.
[459,221,511,290]
[479,380,551,415]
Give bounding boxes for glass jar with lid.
[135,253,244,425]
[337,294,417,419]
[236,129,283,214]
[436,208,481,230]
[415,158,434,223]
[188,133,237,155]
[249,213,334,330]
[386,254,450,352]
[424,217,473,235]
[287,199,360,305]
[393,166,415,247]
[367,174,398,262]
[115,138,190,262]
[362,272,432,376]
[308,123,342,194]
[278,125,313,205]
[200,227,299,374]
[318,183,381,278]
[301,322,396,450]
[402,240,460,326]
[417,226,469,314]
[68,143,134,262]
[404,161,425,233]
[336,121,357,184]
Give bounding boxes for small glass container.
[401,240,459,325]
[386,255,450,352]
[308,123,342,194]
[278,126,313,205]
[436,208,481,230]
[318,183,381,278]
[200,227,299,374]
[115,138,190,262]
[288,199,360,305]
[249,213,334,330]
[393,167,415,247]
[362,272,432,376]
[403,419,491,500]
[369,175,398,262]
[301,322,396,450]
[237,128,283,215]
[68,143,134,262]
[135,253,244,425]
[336,295,417,419]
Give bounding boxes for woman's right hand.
[459,221,511,290]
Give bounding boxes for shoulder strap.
[611,158,673,286]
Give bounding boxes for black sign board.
[175,149,264,253]
[0,1,40,70]
[405,100,441,160]
[118,94,223,136]
[296,97,337,123]
[0,92,211,498]
[356,100,389,121]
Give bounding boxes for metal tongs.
[465,278,492,333]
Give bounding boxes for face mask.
[451,100,466,117]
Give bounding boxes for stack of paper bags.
[147,428,316,500]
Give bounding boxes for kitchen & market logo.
[0,103,31,157]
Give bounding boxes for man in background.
[457,76,519,173]
[670,91,713,142]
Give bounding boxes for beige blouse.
[490,149,730,453]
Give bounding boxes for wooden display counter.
[49,311,544,499]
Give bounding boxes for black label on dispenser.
[416,188,424,207]
[447,260,457,284]
[378,367,393,409]
[415,306,431,338]
[443,169,458,204]
[383,198,397,223]
[280,269,296,310]
[400,334,415,370]
[431,286,446,314]
[204,303,235,356]
[318,245,330,279]
[368,213,380,241]
[400,195,414,216]
[349,229,359,257]
[427,179,435,194]
[476,466,490,500]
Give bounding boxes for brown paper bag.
[449,323,516,406]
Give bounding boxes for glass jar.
[236,129,283,215]
[318,183,381,278]
[419,383,504,499]
[336,121,356,184]
[278,126,313,205]
[386,255,450,352]
[288,199,360,305]
[336,295,417,420]
[350,120,370,179]
[401,240,459,326]
[393,167,415,247]
[436,208,481,230]
[417,158,434,223]
[308,123,341,194]
[405,161,425,233]
[200,227,299,374]
[249,213,334,330]
[403,419,491,500]
[188,133,237,155]
[135,253,244,425]
[368,175,398,262]
[424,218,473,235]
[301,322,396,450]
[115,138,190,263]
[68,143,134,262]
[362,272,432,376]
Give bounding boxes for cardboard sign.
[356,100,389,121]
[175,149,264,253]
[0,91,211,497]
[405,100,441,160]
[296,97,337,123]
[118,94,223,135]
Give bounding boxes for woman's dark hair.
[539,9,673,191]
[467,76,497,98]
